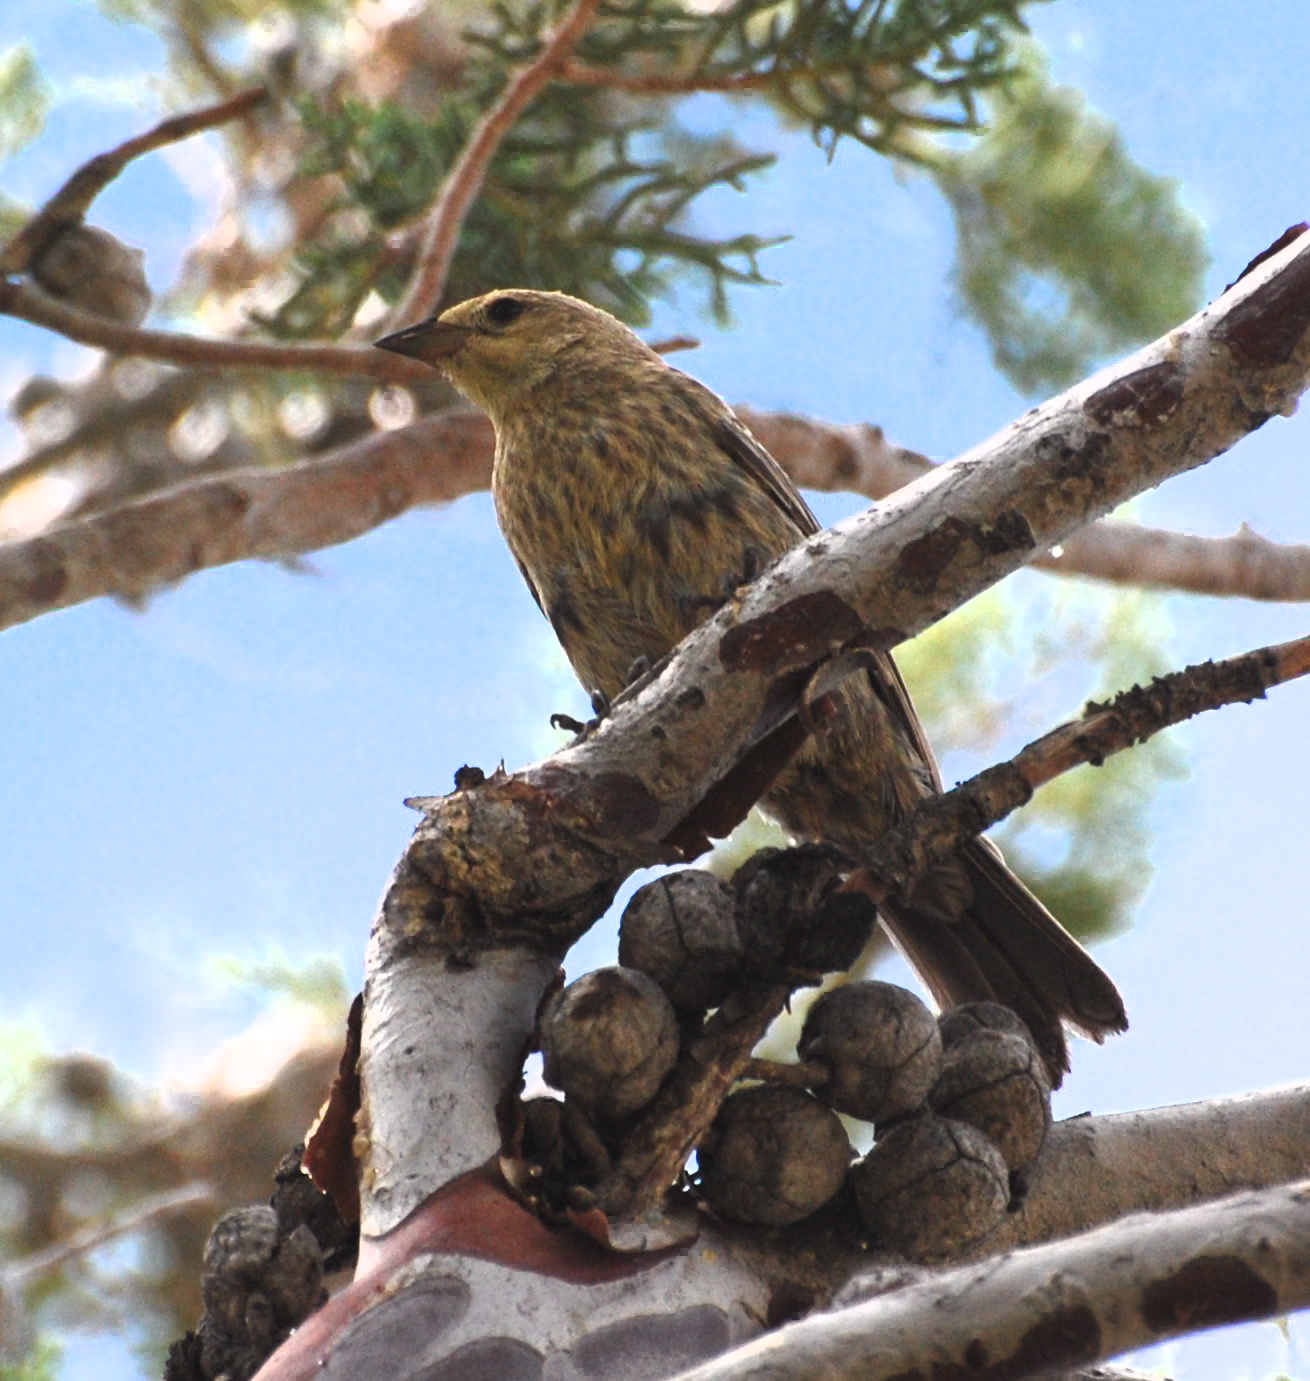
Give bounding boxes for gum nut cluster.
[539,967,679,1122]
[617,870,743,1012]
[849,1113,1009,1260]
[849,1000,1054,1258]
[930,1003,1052,1171]
[799,981,942,1127]
[553,865,1052,1247]
[697,1085,850,1227]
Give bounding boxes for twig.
[669,1178,1310,1381]
[596,981,792,1215]
[853,632,1310,908]
[559,58,773,95]
[0,87,268,276]
[741,1057,828,1088]
[0,279,433,382]
[387,0,605,327]
[6,1181,215,1288]
[649,335,702,355]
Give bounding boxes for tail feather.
[876,838,1128,1087]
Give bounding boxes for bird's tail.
[875,837,1128,1086]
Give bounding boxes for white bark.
[358,938,559,1237]
[670,1180,1310,1381]
[984,1083,1310,1255]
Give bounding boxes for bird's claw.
[549,688,612,742]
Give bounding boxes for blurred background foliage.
[0,0,1205,1371]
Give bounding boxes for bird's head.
[375,289,656,417]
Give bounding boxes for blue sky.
[2,0,1309,1377]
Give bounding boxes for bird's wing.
[513,553,545,616]
[711,405,943,790]
[710,411,823,540]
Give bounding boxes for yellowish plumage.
[375,289,1128,1083]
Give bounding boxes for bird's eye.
[485,296,528,328]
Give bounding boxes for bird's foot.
[548,687,612,741]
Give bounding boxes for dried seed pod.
[798,981,941,1125]
[732,843,873,974]
[938,1001,1036,1050]
[699,1085,850,1227]
[618,870,742,1011]
[31,224,152,326]
[929,1029,1052,1170]
[520,1096,567,1176]
[851,1113,1008,1259]
[540,967,679,1121]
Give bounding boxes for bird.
[375,289,1128,1083]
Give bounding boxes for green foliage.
[0,195,28,244]
[0,1338,62,1381]
[899,576,1185,944]
[0,1021,45,1110]
[264,0,1053,336]
[0,44,50,163]
[207,948,349,1013]
[577,0,1037,156]
[264,82,779,336]
[936,47,1209,395]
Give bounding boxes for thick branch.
[727,1086,1310,1287]
[987,1084,1310,1256]
[672,1179,1310,1381]
[0,410,493,632]
[6,402,1310,636]
[387,0,604,326]
[738,408,1310,600]
[493,227,1310,864]
[0,87,268,275]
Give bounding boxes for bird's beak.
[374,319,472,366]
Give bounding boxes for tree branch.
[0,409,492,631]
[560,58,775,95]
[986,1084,1310,1256]
[0,279,433,383]
[669,1179,1310,1381]
[1041,518,1310,599]
[7,398,1310,637]
[386,0,605,327]
[737,408,1310,600]
[851,631,1310,909]
[261,1090,1307,1378]
[0,87,268,276]
[6,1181,215,1289]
